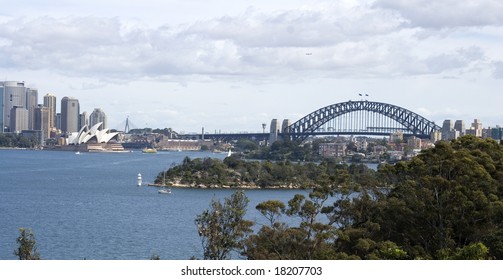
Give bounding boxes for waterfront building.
[43,93,57,131]
[26,88,38,130]
[319,142,346,158]
[61,97,80,133]
[90,108,107,129]
[34,105,51,141]
[1,81,26,132]
[10,106,29,132]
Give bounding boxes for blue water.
[0,149,307,260]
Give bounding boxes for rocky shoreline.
[147,182,303,189]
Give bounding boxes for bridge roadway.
[179,131,432,141]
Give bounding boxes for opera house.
[48,122,125,152]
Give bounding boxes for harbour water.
[0,149,307,260]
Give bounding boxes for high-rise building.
[34,105,50,141]
[1,81,26,132]
[26,88,38,130]
[56,113,61,131]
[454,120,465,136]
[10,106,29,132]
[80,111,89,130]
[472,119,483,137]
[90,108,107,128]
[441,120,454,141]
[61,96,80,133]
[43,93,57,131]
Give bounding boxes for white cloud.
[374,0,503,28]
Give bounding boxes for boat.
[226,149,232,158]
[75,151,81,155]
[142,148,157,153]
[157,171,172,194]
[158,188,171,194]
[137,173,142,186]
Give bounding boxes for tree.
[195,191,254,260]
[14,228,40,260]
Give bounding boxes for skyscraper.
[61,96,80,133]
[35,105,50,140]
[1,81,26,132]
[90,108,107,128]
[10,106,29,132]
[26,88,38,130]
[454,120,465,136]
[43,93,57,132]
[80,111,89,130]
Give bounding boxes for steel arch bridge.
[286,100,441,141]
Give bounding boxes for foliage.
[192,136,503,260]
[195,191,254,260]
[0,134,38,148]
[246,139,321,161]
[156,156,376,189]
[14,228,41,260]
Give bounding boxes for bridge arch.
[287,100,440,141]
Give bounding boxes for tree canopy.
[195,136,503,259]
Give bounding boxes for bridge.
[181,100,441,142]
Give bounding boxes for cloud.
[0,2,500,85]
[493,61,503,79]
[374,0,503,28]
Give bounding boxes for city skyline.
[0,1,502,133]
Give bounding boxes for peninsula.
[153,156,377,189]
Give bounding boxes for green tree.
[14,228,40,260]
[195,191,254,260]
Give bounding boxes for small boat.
[157,171,171,193]
[137,173,142,186]
[158,188,171,194]
[142,148,157,153]
[75,151,81,155]
[226,149,232,158]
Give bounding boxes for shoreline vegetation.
[154,154,377,189]
[192,135,503,260]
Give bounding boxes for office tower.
[441,120,454,141]
[10,106,29,132]
[35,105,50,140]
[1,81,26,132]
[90,108,107,128]
[80,111,89,130]
[56,113,61,130]
[471,119,483,137]
[26,88,38,130]
[43,94,57,131]
[454,120,465,136]
[61,96,80,133]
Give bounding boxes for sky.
[0,0,502,133]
